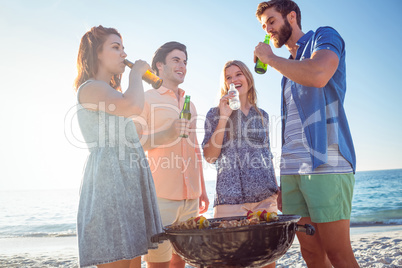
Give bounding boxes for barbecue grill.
[151,215,314,267]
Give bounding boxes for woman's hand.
[219,94,234,118]
[128,59,149,79]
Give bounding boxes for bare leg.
[297,217,359,268]
[316,219,359,267]
[129,257,141,268]
[147,261,170,268]
[296,217,332,268]
[169,253,186,268]
[98,257,141,268]
[261,261,275,268]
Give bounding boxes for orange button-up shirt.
[137,86,203,200]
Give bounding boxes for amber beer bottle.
[254,34,271,74]
[124,59,163,89]
[179,95,191,138]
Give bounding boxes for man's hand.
[199,191,210,214]
[254,41,274,65]
[167,118,191,140]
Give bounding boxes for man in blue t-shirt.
[254,1,359,267]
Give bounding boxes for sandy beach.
[0,226,401,268]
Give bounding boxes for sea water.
[351,169,402,226]
[0,169,401,238]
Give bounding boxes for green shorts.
[281,173,355,223]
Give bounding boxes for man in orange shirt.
[135,41,209,268]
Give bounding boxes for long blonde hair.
[220,60,265,125]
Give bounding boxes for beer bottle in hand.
[254,34,270,74]
[228,83,240,110]
[179,95,191,138]
[124,59,163,89]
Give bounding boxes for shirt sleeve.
[201,107,220,149]
[313,26,345,60]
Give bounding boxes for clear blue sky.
[1,0,401,190]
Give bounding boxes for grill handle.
[151,232,170,243]
[296,224,315,236]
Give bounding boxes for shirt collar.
[290,30,314,60]
[296,30,314,47]
[156,86,186,97]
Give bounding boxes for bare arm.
[78,60,149,117]
[195,138,210,214]
[203,95,233,164]
[203,118,228,164]
[254,44,339,88]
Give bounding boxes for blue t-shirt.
[281,27,356,172]
[202,107,278,207]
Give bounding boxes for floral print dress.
[202,107,278,207]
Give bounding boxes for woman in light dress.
[73,25,163,268]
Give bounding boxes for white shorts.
[213,194,278,218]
[143,197,199,263]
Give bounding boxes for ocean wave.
[0,227,76,238]
[350,218,402,226]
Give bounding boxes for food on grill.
[169,216,210,230]
[219,210,279,228]
[168,210,279,230]
[246,210,279,222]
[218,218,258,228]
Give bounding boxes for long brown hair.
[74,25,122,91]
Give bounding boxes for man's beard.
[272,18,292,48]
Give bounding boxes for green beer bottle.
[254,34,270,74]
[179,95,191,138]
